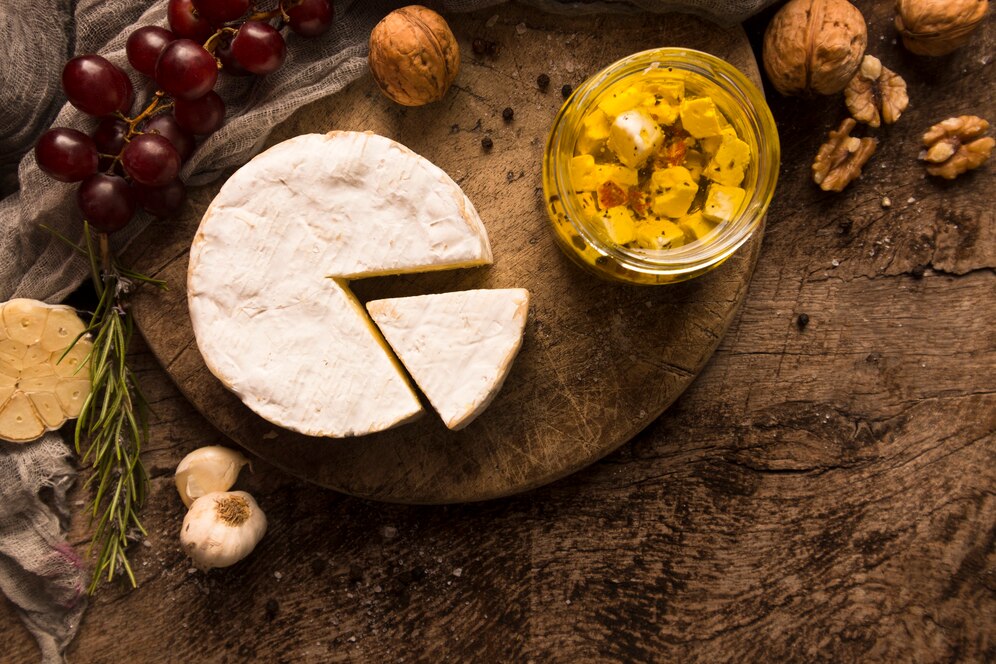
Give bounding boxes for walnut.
[763,0,868,96]
[812,118,878,191]
[368,6,460,106]
[895,0,989,56]
[844,55,909,127]
[920,115,995,178]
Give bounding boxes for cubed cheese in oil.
[705,132,751,187]
[601,207,637,245]
[598,86,644,118]
[576,109,611,154]
[650,166,698,218]
[576,192,601,221]
[700,127,738,156]
[684,150,705,182]
[607,109,664,168]
[640,93,680,125]
[679,97,724,139]
[678,211,715,241]
[571,155,639,191]
[634,218,685,250]
[646,79,684,105]
[702,184,746,223]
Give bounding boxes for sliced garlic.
[175,445,251,508]
[181,491,267,570]
[0,299,92,443]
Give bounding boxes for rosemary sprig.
[49,222,166,592]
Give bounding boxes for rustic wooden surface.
[2,1,994,662]
[124,9,762,503]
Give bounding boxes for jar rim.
[544,47,780,276]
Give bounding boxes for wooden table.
[3,1,993,661]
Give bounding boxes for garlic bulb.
[181,491,267,570]
[175,445,250,508]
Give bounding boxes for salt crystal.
[831,259,840,267]
[274,571,283,580]
[881,196,891,208]
[382,525,398,539]
[374,585,382,593]
[348,636,357,643]
[187,568,197,574]
[452,568,463,577]
[515,22,527,35]
[907,196,916,204]
[486,14,498,28]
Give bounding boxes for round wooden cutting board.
[127,7,764,504]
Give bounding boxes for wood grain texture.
[1,2,993,663]
[124,8,763,503]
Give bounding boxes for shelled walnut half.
[845,55,909,127]
[812,118,878,192]
[920,115,995,179]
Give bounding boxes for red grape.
[77,174,135,232]
[142,114,195,161]
[155,39,218,101]
[35,128,99,182]
[127,26,175,78]
[285,0,333,38]
[168,0,215,42]
[93,118,129,155]
[192,0,250,26]
[92,118,129,172]
[231,22,286,75]
[173,91,225,135]
[132,179,187,218]
[215,33,251,76]
[121,134,181,186]
[62,55,134,117]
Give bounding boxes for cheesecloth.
[0,0,775,661]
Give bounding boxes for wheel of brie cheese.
[188,131,495,437]
[367,289,530,431]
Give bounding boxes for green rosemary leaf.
[69,224,159,592]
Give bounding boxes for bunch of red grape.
[35,0,334,233]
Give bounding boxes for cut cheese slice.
[367,289,529,430]
[188,131,493,437]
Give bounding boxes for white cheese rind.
[188,131,493,437]
[367,289,529,430]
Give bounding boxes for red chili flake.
[597,180,627,208]
[627,188,650,215]
[666,140,687,166]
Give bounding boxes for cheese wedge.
[188,132,493,437]
[367,289,529,431]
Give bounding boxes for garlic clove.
[175,445,251,508]
[181,491,267,570]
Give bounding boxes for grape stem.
[118,91,170,139]
[203,27,238,56]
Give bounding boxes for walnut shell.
[368,6,460,107]
[895,0,988,56]
[763,0,868,96]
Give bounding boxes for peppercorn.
[537,73,550,90]
[481,136,493,151]
[561,84,573,98]
[796,313,810,330]
[472,38,500,57]
[502,107,514,122]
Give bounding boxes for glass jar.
[542,48,779,285]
